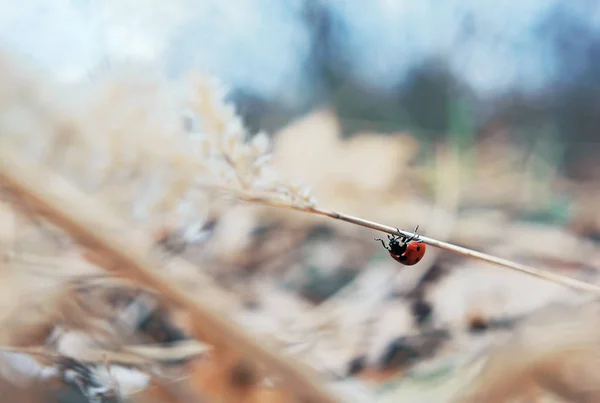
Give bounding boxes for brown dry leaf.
[271,108,419,216]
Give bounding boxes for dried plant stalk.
[239,195,600,294]
[0,147,340,403]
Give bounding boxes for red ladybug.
[375,225,426,266]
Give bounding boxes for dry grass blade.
[0,147,340,403]
[239,196,600,294]
[126,340,211,362]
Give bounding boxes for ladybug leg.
[374,238,390,251]
[397,228,413,243]
[394,228,407,242]
[388,234,398,242]
[404,225,421,243]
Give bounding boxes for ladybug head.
[375,234,408,256]
[375,226,421,256]
[387,235,408,255]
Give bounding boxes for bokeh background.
[3,0,600,176]
[3,1,600,402]
[5,1,600,230]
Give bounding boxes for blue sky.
[1,1,599,107]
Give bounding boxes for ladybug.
[375,225,426,266]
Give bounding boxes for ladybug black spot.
[416,246,421,251]
[415,257,421,263]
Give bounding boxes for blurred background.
[3,1,600,402]
[4,0,600,231]
[3,0,600,177]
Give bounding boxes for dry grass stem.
[239,195,600,294]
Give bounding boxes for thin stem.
[240,196,600,295]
